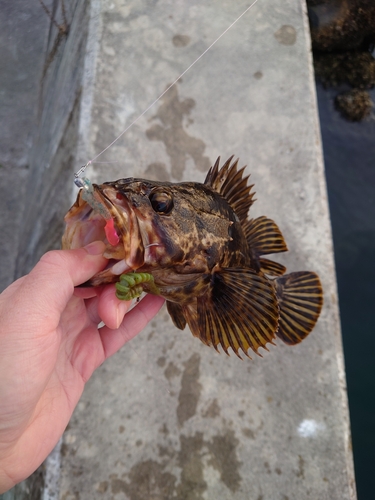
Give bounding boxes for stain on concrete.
[177,353,202,426]
[254,71,263,79]
[144,161,171,181]
[158,444,175,458]
[112,460,177,499]
[295,455,305,478]
[118,425,125,434]
[165,339,176,352]
[157,356,166,367]
[173,34,191,47]
[202,398,220,418]
[146,86,211,180]
[207,430,242,492]
[117,428,242,499]
[164,361,181,381]
[159,423,169,436]
[96,480,108,493]
[274,25,297,45]
[242,427,255,439]
[176,432,207,500]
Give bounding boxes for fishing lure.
[74,174,120,247]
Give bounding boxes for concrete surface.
[14,0,90,279]
[0,0,48,291]
[0,0,356,499]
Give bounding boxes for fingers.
[98,294,165,359]
[74,287,101,299]
[38,241,107,287]
[97,285,132,330]
[21,242,107,315]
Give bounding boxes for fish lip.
[94,184,146,270]
[63,183,146,281]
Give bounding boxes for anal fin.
[274,271,323,345]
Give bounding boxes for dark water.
[316,83,375,500]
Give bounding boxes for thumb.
[22,241,107,314]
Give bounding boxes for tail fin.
[274,271,323,345]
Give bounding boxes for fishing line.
[75,0,261,178]
[73,2,261,392]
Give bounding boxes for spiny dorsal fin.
[186,268,279,358]
[204,156,256,223]
[274,271,323,345]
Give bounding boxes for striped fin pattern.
[259,258,286,277]
[204,156,255,223]
[274,271,323,345]
[242,216,288,276]
[243,216,288,255]
[194,269,279,358]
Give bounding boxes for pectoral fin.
[274,271,323,345]
[193,269,279,358]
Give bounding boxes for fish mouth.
[62,183,145,285]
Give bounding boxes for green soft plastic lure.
[115,272,160,301]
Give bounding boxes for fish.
[62,156,323,358]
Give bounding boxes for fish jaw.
[62,183,146,284]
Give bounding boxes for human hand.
[0,242,164,493]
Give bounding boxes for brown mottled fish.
[62,156,323,358]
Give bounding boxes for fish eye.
[149,190,174,214]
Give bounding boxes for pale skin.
[0,241,165,493]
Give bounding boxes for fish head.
[62,176,241,284]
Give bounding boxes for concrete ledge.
[58,1,355,499]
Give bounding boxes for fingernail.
[84,241,105,255]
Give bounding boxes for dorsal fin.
[242,216,288,276]
[204,156,256,223]
[242,216,288,256]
